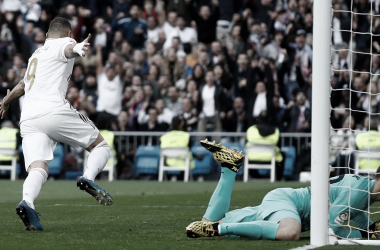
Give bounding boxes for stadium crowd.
[0,0,379,179]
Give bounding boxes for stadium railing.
[113,131,312,157]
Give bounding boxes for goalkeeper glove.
[370,221,380,239]
[361,221,380,238]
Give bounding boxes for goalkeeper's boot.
[77,177,113,205]
[186,221,219,238]
[200,139,244,173]
[15,200,44,231]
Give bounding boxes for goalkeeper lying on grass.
[186,139,380,240]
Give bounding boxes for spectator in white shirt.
[163,15,197,53]
[138,98,173,125]
[95,45,125,130]
[197,70,227,140]
[147,16,160,43]
[162,11,177,38]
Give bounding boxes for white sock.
[83,140,110,181]
[23,168,48,210]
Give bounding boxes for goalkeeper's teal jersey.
[284,174,375,238]
[328,174,375,238]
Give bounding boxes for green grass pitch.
[0,180,379,250]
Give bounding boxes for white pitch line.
[288,245,318,250]
[40,204,244,209]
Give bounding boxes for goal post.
[311,0,380,246]
[310,0,332,247]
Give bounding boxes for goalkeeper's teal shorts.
[223,188,303,226]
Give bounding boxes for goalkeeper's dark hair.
[376,166,380,180]
[48,17,72,35]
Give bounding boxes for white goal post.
[310,0,332,246]
[311,0,380,247]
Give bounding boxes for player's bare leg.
[275,218,301,241]
[16,160,48,231]
[77,133,113,205]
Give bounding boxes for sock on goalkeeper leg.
[203,166,237,221]
[23,168,48,210]
[83,140,110,181]
[219,221,279,240]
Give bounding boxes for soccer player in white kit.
[0,17,113,231]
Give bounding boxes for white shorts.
[20,102,99,169]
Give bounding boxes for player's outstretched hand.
[0,89,10,119]
[82,33,91,54]
[73,33,91,57]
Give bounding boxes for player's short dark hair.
[172,115,184,131]
[48,17,72,35]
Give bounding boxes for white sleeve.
[58,38,77,62]
[138,110,148,124]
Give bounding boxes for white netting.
[329,0,380,244]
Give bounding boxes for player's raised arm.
[96,44,104,76]
[0,80,25,119]
[64,33,91,58]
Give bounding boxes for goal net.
[312,0,380,246]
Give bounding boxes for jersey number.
[26,58,38,91]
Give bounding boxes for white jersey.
[20,37,76,122]
[96,73,123,116]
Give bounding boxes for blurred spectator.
[186,43,207,68]
[183,79,198,99]
[128,89,145,129]
[330,115,356,175]
[72,64,86,90]
[213,64,232,91]
[143,83,157,107]
[165,86,182,116]
[164,48,184,84]
[195,1,219,45]
[132,49,149,76]
[252,0,274,26]
[164,0,195,26]
[283,91,311,132]
[95,45,125,130]
[246,110,284,181]
[332,42,351,75]
[164,15,197,53]
[216,0,241,41]
[246,59,275,126]
[113,0,130,20]
[90,17,112,54]
[191,64,206,88]
[295,54,312,104]
[222,96,247,132]
[147,16,160,43]
[162,11,177,38]
[273,95,286,130]
[181,97,198,132]
[356,118,380,172]
[67,87,80,109]
[112,5,147,49]
[139,107,169,135]
[233,53,249,99]
[142,0,158,19]
[138,98,173,125]
[288,29,312,97]
[197,70,226,138]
